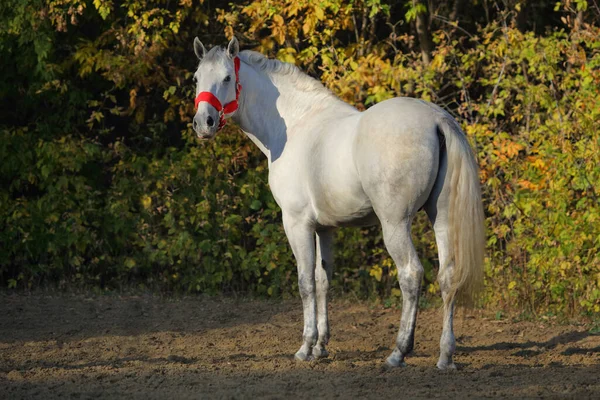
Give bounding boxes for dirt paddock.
[1,293,598,399]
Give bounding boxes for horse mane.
[238,50,338,99]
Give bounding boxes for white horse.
[191,37,485,370]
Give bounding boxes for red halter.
[194,56,242,131]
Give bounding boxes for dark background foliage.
[1,0,598,316]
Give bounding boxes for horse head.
[192,36,241,139]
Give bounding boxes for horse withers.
[191,37,485,370]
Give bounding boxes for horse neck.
[233,61,355,163]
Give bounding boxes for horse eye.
[224,75,231,83]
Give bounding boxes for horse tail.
[438,118,485,309]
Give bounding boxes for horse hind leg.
[425,162,458,370]
[381,219,424,368]
[430,218,458,370]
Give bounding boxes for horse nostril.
[207,116,214,127]
[193,120,198,131]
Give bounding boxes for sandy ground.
[0,293,598,399]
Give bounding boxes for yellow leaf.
[314,6,325,21]
[224,25,234,39]
[129,88,137,109]
[273,14,284,26]
[302,21,310,35]
[141,195,152,210]
[508,281,516,290]
[369,265,383,282]
[276,30,285,45]
[430,53,445,69]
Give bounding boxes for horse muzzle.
[193,109,219,139]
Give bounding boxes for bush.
[1,0,598,316]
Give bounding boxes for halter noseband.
[194,56,242,131]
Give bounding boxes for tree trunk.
[413,0,433,65]
[567,10,584,73]
[450,0,463,22]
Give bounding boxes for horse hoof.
[385,356,407,368]
[294,350,311,362]
[437,361,457,370]
[312,347,329,359]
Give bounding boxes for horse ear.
[227,36,239,59]
[194,37,206,61]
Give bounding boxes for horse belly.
[316,209,379,228]
[313,187,377,227]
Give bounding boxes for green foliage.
[405,2,427,23]
[1,0,599,316]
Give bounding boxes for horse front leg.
[313,229,334,359]
[282,213,317,361]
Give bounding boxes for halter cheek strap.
[194,56,242,131]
